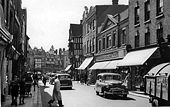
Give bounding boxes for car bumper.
[105,88,128,95]
[60,85,72,88]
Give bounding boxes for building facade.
[68,23,83,80]
[1,0,29,102]
[78,1,128,84]
[118,0,170,90]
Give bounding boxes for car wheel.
[123,94,127,98]
[104,91,108,98]
[96,91,99,95]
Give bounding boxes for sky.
[22,0,128,51]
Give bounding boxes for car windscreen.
[59,75,71,80]
[103,75,121,81]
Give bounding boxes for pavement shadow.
[98,94,136,101]
[60,88,75,91]
[40,86,58,107]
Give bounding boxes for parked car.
[56,73,73,89]
[95,73,128,98]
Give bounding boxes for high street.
[40,81,152,107]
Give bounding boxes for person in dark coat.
[33,73,39,91]
[10,75,19,106]
[19,77,26,105]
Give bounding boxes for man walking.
[32,73,39,91]
[19,77,25,105]
[48,75,64,107]
[10,75,19,106]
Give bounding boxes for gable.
[102,20,115,31]
[101,14,118,32]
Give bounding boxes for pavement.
[1,81,42,107]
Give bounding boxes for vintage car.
[56,73,73,89]
[95,73,128,98]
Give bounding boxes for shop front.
[77,57,93,83]
[0,5,13,102]
[118,47,162,91]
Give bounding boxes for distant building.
[68,23,83,80]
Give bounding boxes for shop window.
[144,0,150,21]
[135,31,140,48]
[134,1,140,25]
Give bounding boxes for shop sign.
[96,50,125,61]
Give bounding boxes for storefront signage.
[96,49,125,61]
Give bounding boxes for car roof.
[97,73,120,76]
[56,73,70,76]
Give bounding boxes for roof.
[69,24,82,37]
[97,5,128,27]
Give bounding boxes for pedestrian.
[32,73,39,91]
[42,74,47,87]
[10,75,19,106]
[48,75,64,107]
[19,77,25,105]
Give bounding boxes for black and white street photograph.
[1,0,170,107]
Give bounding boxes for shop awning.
[77,57,93,70]
[105,59,122,69]
[65,65,72,71]
[0,5,12,42]
[118,47,158,66]
[90,61,110,70]
[146,63,170,76]
[158,63,170,76]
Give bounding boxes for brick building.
[118,0,170,90]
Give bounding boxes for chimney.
[112,0,119,5]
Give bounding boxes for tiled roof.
[97,5,128,27]
[69,24,82,37]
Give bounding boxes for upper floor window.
[122,28,126,45]
[98,40,102,52]
[106,34,112,48]
[144,0,150,21]
[92,37,95,52]
[135,31,140,48]
[102,37,106,49]
[87,40,89,53]
[157,22,164,44]
[90,39,92,52]
[112,32,116,46]
[134,1,140,25]
[93,19,96,30]
[145,27,150,46]
[157,0,163,16]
